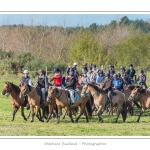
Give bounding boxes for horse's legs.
[97,106,104,122]
[137,108,145,122]
[20,106,27,121]
[27,110,31,119]
[57,106,62,123]
[84,109,89,123]
[30,105,34,122]
[35,106,44,122]
[46,105,54,122]
[115,106,122,123]
[75,105,86,123]
[11,106,18,121]
[67,108,74,123]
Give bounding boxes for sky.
[0,14,150,27]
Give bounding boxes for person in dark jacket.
[73,62,78,72]
[136,70,147,88]
[36,69,48,106]
[102,73,113,106]
[81,63,88,74]
[126,64,136,83]
[66,63,74,76]
[120,66,129,85]
[107,64,115,76]
[65,71,76,106]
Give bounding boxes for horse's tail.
[121,101,127,122]
[85,99,92,119]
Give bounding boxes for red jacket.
[50,73,62,86]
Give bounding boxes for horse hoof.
[24,118,27,121]
[75,120,78,123]
[11,119,14,121]
[40,119,44,122]
[46,119,49,123]
[30,120,34,122]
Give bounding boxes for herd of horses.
[1,80,150,123]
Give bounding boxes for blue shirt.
[95,74,105,84]
[112,78,123,90]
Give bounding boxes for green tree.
[114,34,150,70]
[69,31,105,71]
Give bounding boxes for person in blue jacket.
[112,74,123,91]
[95,70,105,85]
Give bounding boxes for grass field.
[0,79,150,136]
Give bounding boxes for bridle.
[127,91,138,102]
[2,84,10,96]
[47,87,63,103]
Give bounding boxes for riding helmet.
[23,70,29,74]
[54,68,60,73]
[140,70,144,73]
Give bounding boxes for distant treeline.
[0,16,150,75]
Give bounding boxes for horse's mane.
[88,83,104,93]
[8,82,20,94]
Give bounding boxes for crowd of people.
[19,62,147,107]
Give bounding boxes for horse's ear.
[5,81,8,84]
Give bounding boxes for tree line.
[0,16,150,76]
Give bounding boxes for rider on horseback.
[80,70,90,85]
[36,69,49,106]
[102,73,113,106]
[120,66,129,85]
[65,71,76,106]
[136,70,147,88]
[19,70,32,110]
[126,64,136,83]
[112,74,124,92]
[50,68,62,88]
[95,70,105,85]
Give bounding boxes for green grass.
[1,79,150,136]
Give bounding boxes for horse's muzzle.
[2,92,9,97]
[81,93,85,97]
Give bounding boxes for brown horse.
[2,82,27,121]
[123,84,135,116]
[47,86,92,123]
[19,82,44,122]
[128,86,150,122]
[45,89,59,123]
[81,83,127,123]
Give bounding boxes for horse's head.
[19,82,29,98]
[2,82,11,96]
[81,83,90,97]
[47,86,58,101]
[128,87,141,102]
